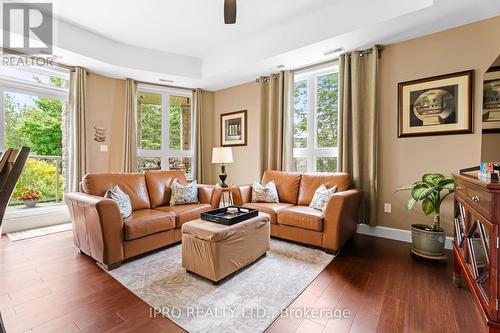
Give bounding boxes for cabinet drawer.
[455,180,468,198]
[466,185,492,220]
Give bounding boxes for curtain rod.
[256,73,281,82]
[136,80,196,92]
[288,45,384,75]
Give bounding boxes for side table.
[220,187,233,207]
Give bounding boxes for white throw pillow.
[105,185,132,218]
[309,184,338,212]
[251,181,279,203]
[170,180,199,206]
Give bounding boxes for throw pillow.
[251,180,279,203]
[104,185,132,218]
[309,184,338,212]
[170,180,199,206]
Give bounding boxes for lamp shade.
[212,147,233,164]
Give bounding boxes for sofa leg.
[102,262,122,271]
[325,248,339,256]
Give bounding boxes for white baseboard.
[1,204,70,234]
[356,224,453,250]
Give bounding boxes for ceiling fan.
[224,0,237,24]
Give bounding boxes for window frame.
[293,62,339,173]
[0,66,69,153]
[136,83,195,180]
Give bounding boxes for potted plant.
[397,173,455,258]
[15,188,42,208]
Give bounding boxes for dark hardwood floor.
[0,231,485,333]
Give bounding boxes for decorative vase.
[23,199,38,208]
[411,215,446,258]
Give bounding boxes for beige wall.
[378,16,500,234]
[202,81,261,185]
[86,73,125,173]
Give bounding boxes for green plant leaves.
[422,198,435,215]
[407,198,416,210]
[422,173,445,185]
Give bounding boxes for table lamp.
[212,147,233,187]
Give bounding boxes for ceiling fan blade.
[224,0,237,24]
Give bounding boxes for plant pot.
[23,199,38,208]
[411,223,446,257]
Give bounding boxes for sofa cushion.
[251,181,279,203]
[309,184,337,212]
[278,206,324,231]
[170,180,199,206]
[297,172,351,206]
[105,185,132,218]
[124,209,176,240]
[261,170,302,204]
[242,202,294,223]
[82,173,150,211]
[156,203,212,227]
[145,170,187,208]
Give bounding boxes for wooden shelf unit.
[453,172,500,333]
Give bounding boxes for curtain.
[258,70,294,173]
[121,78,138,172]
[338,47,379,225]
[68,67,88,192]
[193,88,204,182]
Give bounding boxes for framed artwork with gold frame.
[220,110,247,146]
[398,70,473,137]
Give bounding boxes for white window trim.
[137,83,196,180]
[293,62,339,172]
[0,68,69,153]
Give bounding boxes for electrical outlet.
[384,203,392,213]
[100,144,108,152]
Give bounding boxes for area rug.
[106,238,334,333]
[6,223,72,241]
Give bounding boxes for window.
[0,65,69,206]
[293,63,339,173]
[137,85,195,179]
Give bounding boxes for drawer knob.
[471,195,480,203]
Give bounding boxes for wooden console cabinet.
[453,172,500,332]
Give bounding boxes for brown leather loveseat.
[231,170,362,253]
[65,170,221,269]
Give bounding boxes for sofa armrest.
[322,189,362,252]
[231,185,252,206]
[64,192,124,267]
[197,184,222,209]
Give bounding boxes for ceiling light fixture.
[159,78,174,83]
[323,47,344,56]
[276,64,285,69]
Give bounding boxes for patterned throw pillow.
[251,181,279,203]
[105,185,132,218]
[309,184,338,212]
[170,180,199,206]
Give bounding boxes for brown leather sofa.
[231,170,362,253]
[65,170,221,270]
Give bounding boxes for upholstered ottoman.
[181,213,270,284]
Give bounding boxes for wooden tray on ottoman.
[201,206,258,225]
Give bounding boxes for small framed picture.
[483,66,500,133]
[398,70,473,137]
[221,110,247,146]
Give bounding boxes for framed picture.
[221,110,247,146]
[483,66,500,133]
[398,70,473,137]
